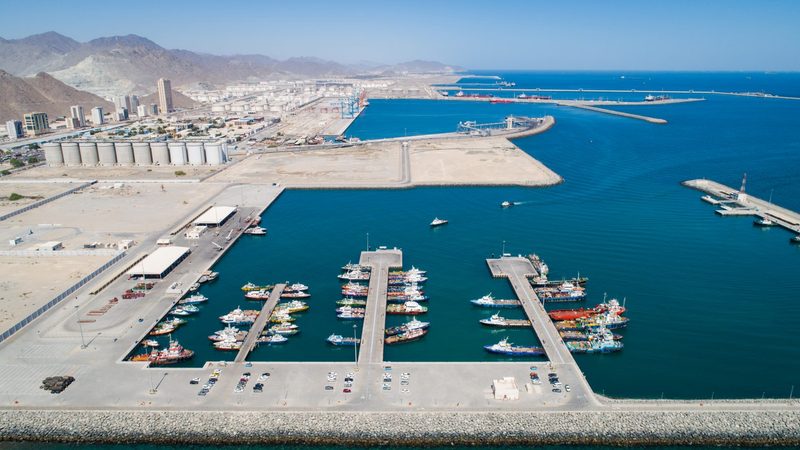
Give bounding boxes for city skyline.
[1,0,799,71]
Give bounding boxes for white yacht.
[430,217,448,227]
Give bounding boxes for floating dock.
[683,178,800,239]
[234,283,286,363]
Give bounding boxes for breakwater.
[1,409,798,446]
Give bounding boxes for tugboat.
[470,293,521,308]
[327,334,360,346]
[148,338,194,365]
[479,313,531,327]
[385,318,430,336]
[483,338,545,356]
[385,328,428,344]
[430,217,448,227]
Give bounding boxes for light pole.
[353,324,358,367]
[74,300,86,349]
[366,232,370,251]
[501,240,506,256]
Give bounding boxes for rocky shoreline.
[1,409,799,446]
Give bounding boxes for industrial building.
[23,112,49,136]
[193,206,236,227]
[126,246,190,279]
[42,140,228,167]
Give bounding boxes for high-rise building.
[116,108,128,121]
[23,112,49,136]
[114,95,132,115]
[66,117,81,129]
[69,105,86,127]
[91,107,105,125]
[136,104,148,117]
[130,95,140,114]
[149,104,159,115]
[157,78,173,114]
[5,120,23,139]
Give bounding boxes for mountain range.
[0,32,461,98]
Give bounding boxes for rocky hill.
[0,69,113,123]
[0,32,461,98]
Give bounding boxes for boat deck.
[234,284,286,363]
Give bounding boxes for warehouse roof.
[126,246,190,277]
[193,206,236,226]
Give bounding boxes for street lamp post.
[75,300,86,349]
[353,324,358,367]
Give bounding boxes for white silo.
[114,142,134,165]
[44,143,64,166]
[203,143,225,165]
[133,143,153,165]
[150,142,170,165]
[62,142,82,166]
[78,142,99,166]
[168,142,188,165]
[186,142,206,165]
[97,143,117,166]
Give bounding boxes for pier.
[234,283,286,363]
[683,178,800,238]
[357,249,402,365]
[561,103,667,124]
[486,255,599,406]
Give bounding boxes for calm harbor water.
[0,444,766,450]
[138,72,800,400]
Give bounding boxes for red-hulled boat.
[548,299,626,321]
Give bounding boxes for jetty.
[234,283,286,362]
[487,255,600,406]
[358,248,403,365]
[560,102,667,124]
[683,178,800,238]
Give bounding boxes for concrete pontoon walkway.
[234,284,285,363]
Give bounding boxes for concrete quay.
[561,102,667,124]
[486,256,600,407]
[234,284,286,363]
[684,178,800,238]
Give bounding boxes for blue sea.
[133,72,800,402]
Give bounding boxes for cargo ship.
[386,301,428,315]
[385,318,430,336]
[483,338,545,356]
[470,294,521,308]
[385,328,427,344]
[490,98,514,103]
[479,313,531,327]
[548,298,625,321]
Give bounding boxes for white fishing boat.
[244,226,267,235]
[430,217,448,227]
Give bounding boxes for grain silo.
[186,142,206,165]
[133,143,153,165]
[150,142,170,165]
[97,142,117,166]
[43,143,64,166]
[204,143,225,165]
[62,142,82,166]
[114,142,134,165]
[78,142,99,166]
[168,142,187,165]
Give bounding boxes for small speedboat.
[244,226,267,235]
[501,201,512,208]
[142,339,160,347]
[753,217,776,227]
[430,217,448,227]
[791,235,800,244]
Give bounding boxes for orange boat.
[548,299,626,321]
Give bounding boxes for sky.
[1,0,799,71]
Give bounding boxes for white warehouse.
[43,141,228,167]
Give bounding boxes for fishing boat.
[388,274,427,285]
[201,270,219,281]
[244,226,268,235]
[269,312,295,323]
[430,217,448,227]
[219,307,258,325]
[531,275,589,287]
[142,339,160,347]
[479,313,531,327]
[390,266,427,276]
[285,283,309,292]
[275,300,309,313]
[387,293,429,303]
[560,327,624,342]
[244,289,271,300]
[149,323,176,336]
[338,270,371,281]
[169,306,193,316]
[386,301,428,315]
[281,290,311,299]
[385,328,428,344]
[566,337,624,354]
[527,254,549,276]
[385,319,430,336]
[327,334,360,346]
[753,217,776,227]
[208,326,247,342]
[179,294,208,304]
[258,334,288,344]
[555,313,630,331]
[548,299,625,321]
[267,323,299,335]
[241,282,273,292]
[335,306,366,315]
[534,281,586,302]
[213,339,242,351]
[501,201,513,208]
[470,293,521,308]
[792,235,800,244]
[483,338,545,356]
[148,339,194,365]
[336,298,367,307]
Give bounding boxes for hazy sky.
[2,0,799,70]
